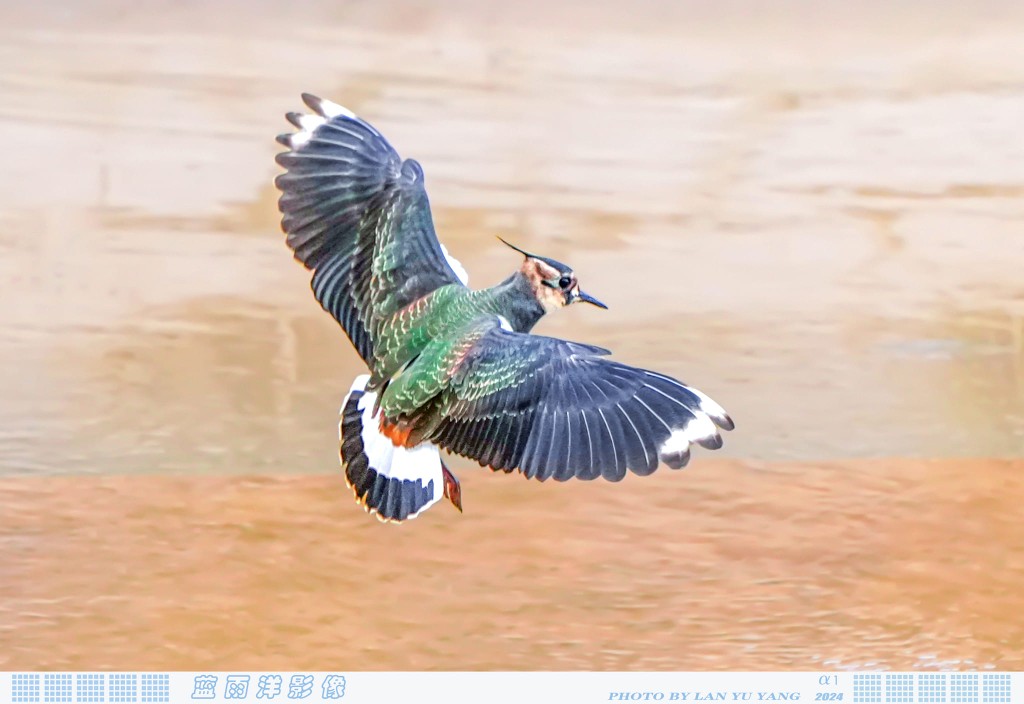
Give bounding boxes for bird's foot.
[441,461,463,513]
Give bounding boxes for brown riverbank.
[2,459,1022,670]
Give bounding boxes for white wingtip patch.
[690,387,729,424]
[688,388,734,432]
[282,95,359,152]
[298,113,326,132]
[659,413,720,457]
[288,131,312,149]
[317,98,355,119]
[440,244,470,285]
[282,107,335,151]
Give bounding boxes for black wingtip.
[285,111,304,128]
[718,415,735,432]
[301,92,324,115]
[662,448,691,470]
[275,133,292,148]
[696,433,724,450]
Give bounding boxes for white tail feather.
[340,375,444,521]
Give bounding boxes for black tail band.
[340,389,437,522]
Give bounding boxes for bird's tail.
[339,375,453,522]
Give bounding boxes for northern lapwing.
[275,94,734,523]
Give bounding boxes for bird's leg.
[440,459,463,513]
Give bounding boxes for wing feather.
[430,324,733,481]
[276,95,468,366]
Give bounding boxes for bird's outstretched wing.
[428,324,735,481]
[275,94,468,365]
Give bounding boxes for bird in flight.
[275,94,734,523]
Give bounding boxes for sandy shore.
[3,459,1022,670]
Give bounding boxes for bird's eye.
[558,276,572,289]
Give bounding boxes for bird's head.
[499,237,608,313]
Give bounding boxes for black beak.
[574,289,608,309]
